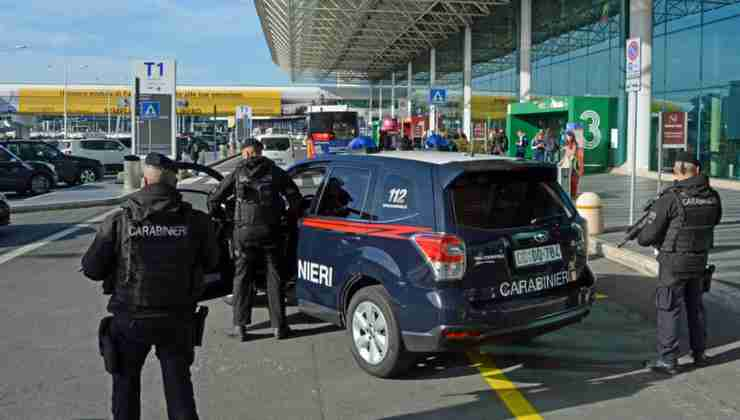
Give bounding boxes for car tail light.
[311,132,334,141]
[412,233,466,281]
[443,330,481,340]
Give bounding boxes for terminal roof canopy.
[255,0,511,82]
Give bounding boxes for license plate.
[514,244,562,268]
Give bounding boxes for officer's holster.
[98,316,118,374]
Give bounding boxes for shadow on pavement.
[382,260,740,419]
[0,224,96,252]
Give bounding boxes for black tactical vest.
[114,204,199,309]
[234,165,282,228]
[660,187,720,254]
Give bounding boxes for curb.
[10,154,240,214]
[589,236,658,277]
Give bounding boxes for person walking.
[559,131,584,200]
[209,139,302,341]
[544,128,559,163]
[81,153,220,420]
[637,151,722,375]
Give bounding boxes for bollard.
[576,192,604,235]
[123,155,142,191]
[220,144,228,159]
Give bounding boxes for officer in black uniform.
[81,153,220,420]
[638,151,722,375]
[209,139,302,341]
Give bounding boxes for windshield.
[261,137,291,151]
[449,171,573,230]
[308,112,358,139]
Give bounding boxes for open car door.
[173,162,236,302]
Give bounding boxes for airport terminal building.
[257,0,740,181]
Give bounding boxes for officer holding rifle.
[628,151,722,375]
[81,153,220,420]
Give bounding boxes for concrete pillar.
[391,72,396,118]
[463,25,472,142]
[430,48,437,133]
[368,84,373,125]
[379,84,383,120]
[407,61,413,117]
[628,0,653,170]
[519,0,532,101]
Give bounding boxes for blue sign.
[140,101,160,120]
[429,88,447,105]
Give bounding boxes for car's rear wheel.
[347,285,412,378]
[28,174,52,195]
[77,168,98,184]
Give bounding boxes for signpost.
[625,38,641,225]
[131,59,176,157]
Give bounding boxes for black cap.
[144,153,176,171]
[675,151,700,167]
[241,138,262,149]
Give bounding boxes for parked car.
[257,134,298,168]
[0,192,9,226]
[192,151,595,378]
[0,140,104,185]
[0,144,56,195]
[61,138,130,173]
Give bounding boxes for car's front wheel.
[77,167,98,184]
[347,285,412,378]
[27,174,52,196]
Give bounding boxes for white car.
[256,134,299,168]
[61,138,130,173]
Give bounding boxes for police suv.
[194,151,595,378]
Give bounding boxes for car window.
[448,171,572,230]
[0,147,14,162]
[291,166,326,198]
[4,143,22,158]
[375,174,420,223]
[34,143,61,159]
[104,141,123,151]
[82,140,105,150]
[316,166,372,221]
[261,137,291,151]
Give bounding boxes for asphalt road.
[2,160,740,419]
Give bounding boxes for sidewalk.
[580,173,740,288]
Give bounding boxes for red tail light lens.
[412,233,466,281]
[311,132,334,141]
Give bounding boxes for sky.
[0,0,292,86]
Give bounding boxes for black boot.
[692,353,711,368]
[274,325,293,340]
[645,358,679,375]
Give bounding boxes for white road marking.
[0,208,119,267]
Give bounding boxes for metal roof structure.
[255,0,511,82]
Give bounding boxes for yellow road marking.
[468,352,543,420]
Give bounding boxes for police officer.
[81,153,220,420]
[638,151,722,375]
[209,139,302,341]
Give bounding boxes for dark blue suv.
[286,151,595,377]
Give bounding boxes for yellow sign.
[471,95,515,120]
[16,87,282,117]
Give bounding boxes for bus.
[305,105,359,159]
[252,115,306,137]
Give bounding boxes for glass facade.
[393,0,740,180]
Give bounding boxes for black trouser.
[655,270,706,362]
[110,315,198,420]
[232,227,287,329]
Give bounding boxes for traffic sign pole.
[625,38,642,226]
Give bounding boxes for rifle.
[617,198,656,248]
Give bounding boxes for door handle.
[341,236,362,244]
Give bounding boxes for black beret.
[144,153,176,171]
[675,151,700,167]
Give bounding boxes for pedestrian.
[400,135,413,151]
[81,153,220,420]
[544,128,559,163]
[638,151,722,375]
[559,131,584,200]
[189,137,201,165]
[532,130,546,162]
[209,138,302,341]
[515,129,529,158]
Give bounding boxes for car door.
[80,140,107,164]
[296,163,376,315]
[0,146,25,191]
[32,143,75,182]
[103,140,126,168]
